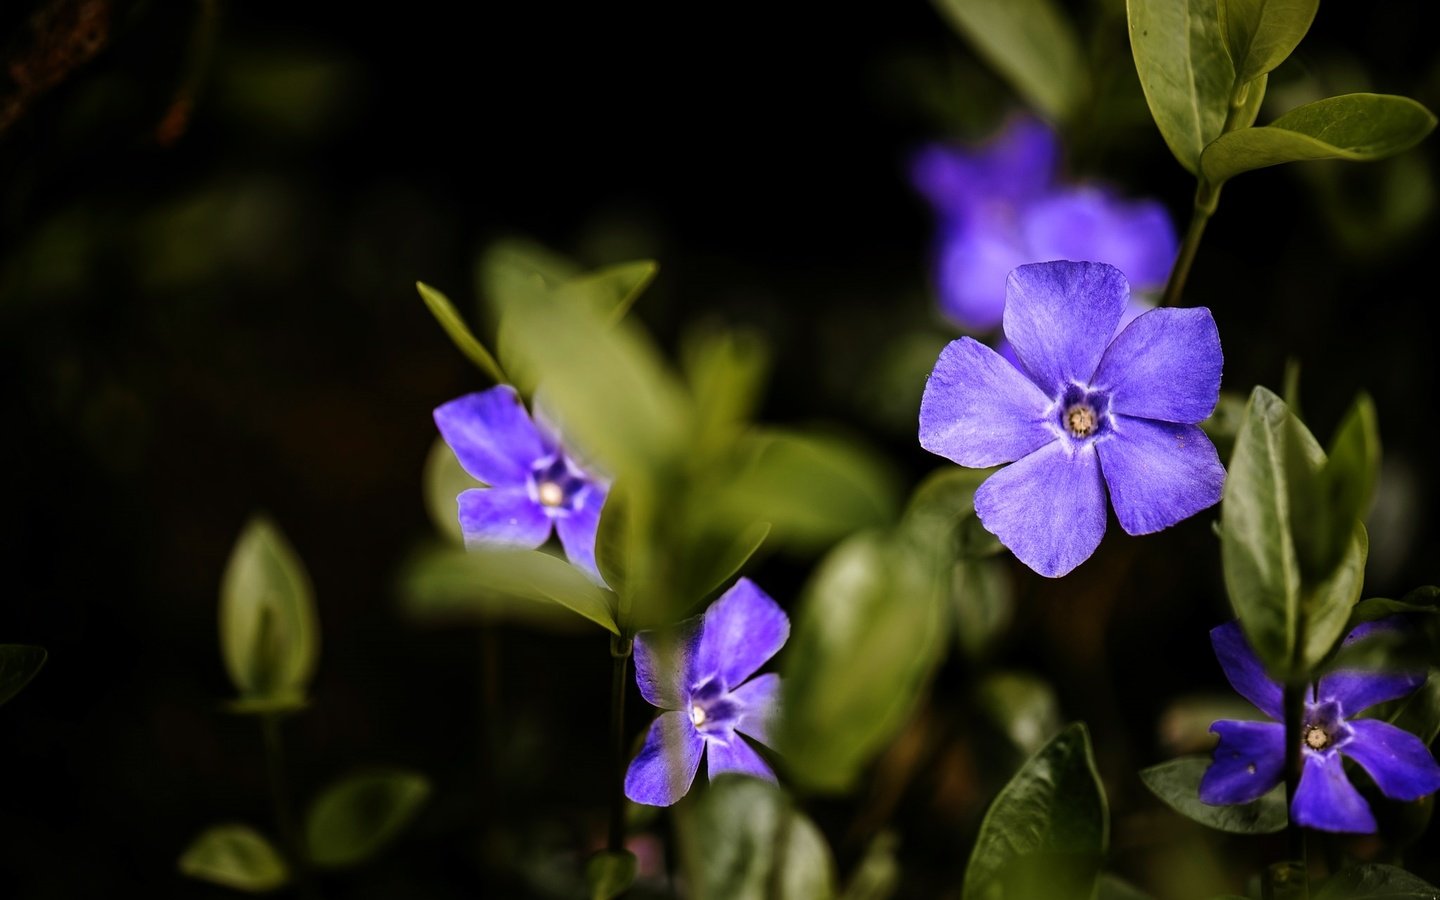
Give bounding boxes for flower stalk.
[608,633,634,853]
[261,714,317,899]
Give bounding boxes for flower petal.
[935,224,1030,331]
[624,711,706,807]
[1319,670,1425,719]
[456,487,552,549]
[434,386,547,486]
[910,117,1058,217]
[1097,418,1225,536]
[706,734,778,784]
[1199,720,1286,804]
[555,484,608,582]
[731,673,781,746]
[973,440,1107,578]
[1292,751,1377,833]
[1022,187,1178,292]
[1342,718,1440,801]
[694,579,790,691]
[633,618,702,710]
[1003,261,1129,394]
[919,338,1056,467]
[1091,308,1222,424]
[1209,621,1283,720]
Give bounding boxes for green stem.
[262,715,317,899]
[608,634,634,854]
[1282,682,1307,867]
[1159,180,1220,308]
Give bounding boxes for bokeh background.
[2,0,1438,896]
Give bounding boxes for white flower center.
[1304,725,1331,750]
[1065,403,1097,438]
[536,480,566,508]
[690,704,706,727]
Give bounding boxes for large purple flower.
[624,579,788,807]
[1201,620,1440,833]
[918,260,1225,578]
[433,385,608,579]
[911,116,1178,331]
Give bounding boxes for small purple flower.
[433,385,608,579]
[1201,620,1440,833]
[911,117,1178,332]
[918,260,1225,578]
[624,579,788,807]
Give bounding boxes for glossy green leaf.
[220,517,320,702]
[1234,73,1269,130]
[1311,394,1380,578]
[1201,94,1437,186]
[1301,525,1369,668]
[555,260,658,324]
[963,723,1108,900]
[1218,0,1318,84]
[686,777,837,900]
[0,645,46,707]
[1141,756,1287,834]
[586,850,638,900]
[422,437,471,544]
[977,671,1061,756]
[931,0,1089,123]
[1314,864,1440,899]
[398,545,618,635]
[1127,0,1236,173]
[178,824,289,892]
[780,532,944,792]
[305,768,431,869]
[415,281,506,384]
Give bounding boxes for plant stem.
[608,634,634,854]
[262,715,317,899]
[1160,180,1220,308]
[1282,682,1306,865]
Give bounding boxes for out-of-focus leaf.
[422,437,471,544]
[178,824,289,892]
[1200,392,1247,462]
[1201,95,1437,186]
[1098,874,1156,900]
[932,0,1089,123]
[0,645,46,707]
[901,467,998,561]
[780,532,943,792]
[963,723,1108,900]
[1127,0,1235,173]
[586,850,638,900]
[977,671,1061,756]
[415,281,506,384]
[305,768,431,869]
[595,480,636,604]
[677,521,772,610]
[220,517,320,703]
[1218,0,1318,85]
[555,260,657,323]
[840,831,900,900]
[710,429,900,554]
[1313,864,1440,899]
[1389,670,1440,745]
[478,238,577,312]
[682,327,771,455]
[954,559,1013,660]
[398,545,617,635]
[1141,756,1287,834]
[686,777,837,900]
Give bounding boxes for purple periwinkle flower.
[1201,620,1440,833]
[624,578,788,807]
[911,116,1178,331]
[918,260,1225,578]
[433,385,608,579]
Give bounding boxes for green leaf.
[1127,0,1236,173]
[840,832,900,900]
[1311,394,1380,578]
[1389,670,1440,745]
[1314,864,1440,899]
[0,645,46,707]
[963,723,1108,900]
[178,824,289,892]
[1300,525,1368,668]
[555,260,658,324]
[780,532,944,792]
[1201,94,1437,186]
[594,479,635,603]
[422,437,471,544]
[1218,0,1318,85]
[677,521,772,609]
[220,517,321,702]
[977,671,1062,756]
[415,281,506,384]
[931,0,1089,123]
[586,850,638,900]
[682,327,772,456]
[477,238,578,311]
[1140,756,1287,834]
[686,777,837,900]
[398,545,618,635]
[304,768,431,869]
[1097,874,1156,900]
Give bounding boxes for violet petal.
[623,711,706,807]
[1097,418,1224,536]
[973,440,1107,578]
[1343,718,1440,801]
[1003,261,1129,395]
[433,386,547,487]
[456,487,552,549]
[1091,308,1222,424]
[1199,719,1286,804]
[919,337,1055,468]
[1292,751,1377,833]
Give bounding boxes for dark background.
[1,1,1437,896]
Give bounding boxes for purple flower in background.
[433,385,608,579]
[624,579,788,807]
[1201,620,1440,833]
[911,117,1178,331]
[918,261,1224,577]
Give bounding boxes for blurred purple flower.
[433,385,608,579]
[911,117,1178,331]
[1201,619,1440,833]
[624,579,788,807]
[918,261,1224,577]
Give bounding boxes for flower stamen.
[1065,403,1097,438]
[1304,724,1331,751]
[690,704,706,727]
[536,481,566,508]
